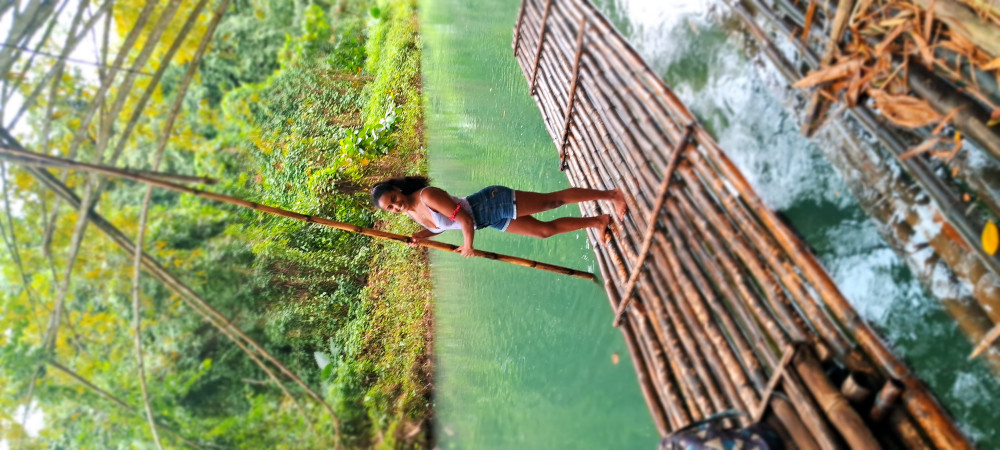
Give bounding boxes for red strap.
[448,204,462,221]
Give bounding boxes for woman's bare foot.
[598,214,614,246]
[610,188,628,221]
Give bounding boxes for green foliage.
[0,0,429,448]
[337,99,399,179]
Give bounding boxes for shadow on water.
[592,0,1000,446]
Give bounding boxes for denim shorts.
[466,186,518,231]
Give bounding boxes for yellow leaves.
[984,220,999,255]
[870,90,941,128]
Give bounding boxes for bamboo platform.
[511,0,971,447]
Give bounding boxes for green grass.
[339,0,434,447]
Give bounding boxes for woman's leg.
[514,187,627,219]
[504,214,611,239]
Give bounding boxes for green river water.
[420,0,1000,448]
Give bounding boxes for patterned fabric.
[658,412,782,450]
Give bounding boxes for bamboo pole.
[46,359,203,449]
[528,0,554,94]
[612,124,693,327]
[596,248,671,435]
[662,201,844,450]
[0,146,596,280]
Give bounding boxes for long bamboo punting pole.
[0,146,596,280]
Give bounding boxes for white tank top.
[420,188,474,233]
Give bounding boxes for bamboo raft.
[511,0,971,447]
[724,0,1000,366]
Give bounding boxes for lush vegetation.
[0,0,431,448]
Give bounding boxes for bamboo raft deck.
[511,0,971,447]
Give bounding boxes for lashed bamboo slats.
[740,0,1000,361]
[512,0,971,447]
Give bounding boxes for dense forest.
[0,0,432,448]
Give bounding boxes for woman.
[371,176,627,257]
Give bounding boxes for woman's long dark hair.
[370,175,430,206]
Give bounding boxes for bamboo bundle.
[737,0,1000,363]
[750,0,1000,289]
[512,0,971,447]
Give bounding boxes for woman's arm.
[409,228,440,247]
[422,187,476,257]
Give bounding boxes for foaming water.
[422,0,654,448]
[593,0,1000,444]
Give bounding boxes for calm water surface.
[422,0,1000,447]
[421,0,654,448]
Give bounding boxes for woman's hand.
[457,242,475,258]
[408,229,438,248]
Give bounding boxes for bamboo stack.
[512,0,971,447]
[730,0,1000,360]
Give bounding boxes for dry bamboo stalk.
[512,0,527,56]
[0,146,596,280]
[751,344,800,422]
[652,232,761,418]
[636,280,717,420]
[642,245,736,413]
[598,262,671,435]
[612,125,694,326]
[652,240,750,420]
[662,203,844,450]
[675,161,816,345]
[840,373,875,404]
[46,359,203,449]
[667,169,794,357]
[558,18,588,167]
[908,62,1000,163]
[803,0,855,137]
[668,200,783,370]
[667,192,785,368]
[791,346,882,449]
[971,321,1000,359]
[661,201,769,390]
[528,0,554,94]
[887,408,934,449]
[910,0,1000,58]
[631,306,692,429]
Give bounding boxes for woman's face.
[378,188,407,213]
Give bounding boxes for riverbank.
[341,0,435,447]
